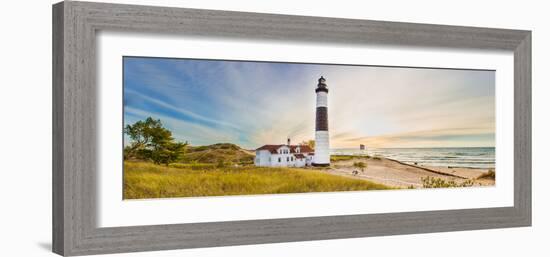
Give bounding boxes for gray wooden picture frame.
[52,1,531,256]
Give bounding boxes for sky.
[123,57,495,149]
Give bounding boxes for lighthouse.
[313,76,330,166]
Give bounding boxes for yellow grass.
[124,161,391,199]
[330,155,369,162]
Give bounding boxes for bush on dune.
[180,144,254,165]
[477,169,496,180]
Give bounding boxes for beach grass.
[124,161,391,199]
[330,155,369,162]
[477,169,496,180]
[421,176,474,188]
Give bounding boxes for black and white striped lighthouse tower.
[313,76,330,166]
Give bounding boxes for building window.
[278,157,281,162]
[291,157,294,161]
[286,157,289,162]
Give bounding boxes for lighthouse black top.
[315,76,329,131]
[315,76,329,93]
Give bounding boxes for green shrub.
[477,169,496,179]
[216,159,229,169]
[353,161,367,172]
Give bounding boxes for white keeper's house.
[254,139,314,167]
[254,76,331,168]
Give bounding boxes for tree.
[300,140,315,149]
[149,141,187,165]
[353,161,367,172]
[124,117,187,165]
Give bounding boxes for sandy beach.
[318,157,495,189]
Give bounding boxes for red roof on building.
[256,144,284,154]
[291,145,313,153]
[256,144,314,154]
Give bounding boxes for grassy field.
[124,161,391,199]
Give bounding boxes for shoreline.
[321,156,495,189]
[331,153,494,170]
[383,158,469,179]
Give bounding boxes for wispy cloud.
[338,127,494,148]
[125,107,241,146]
[125,88,240,131]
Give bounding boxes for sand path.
[319,157,494,188]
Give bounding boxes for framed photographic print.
[52,1,531,256]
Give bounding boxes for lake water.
[330,147,495,169]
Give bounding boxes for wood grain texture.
[514,32,532,224]
[52,1,532,256]
[52,2,65,255]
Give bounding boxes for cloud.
[337,127,495,148]
[125,107,240,146]
[125,88,241,131]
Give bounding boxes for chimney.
[287,138,291,146]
